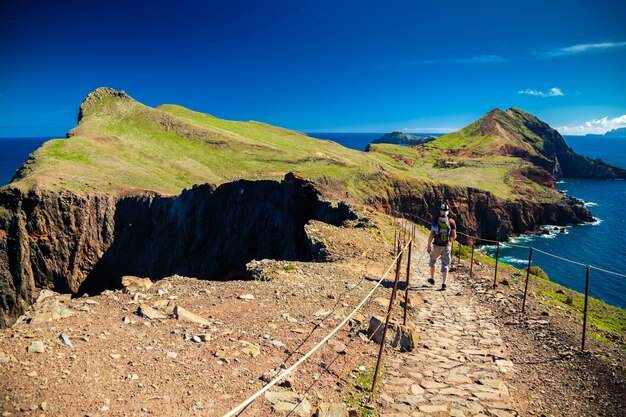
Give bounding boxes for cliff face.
[364,175,593,243]
[0,188,117,326]
[0,174,355,327]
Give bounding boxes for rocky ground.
[378,233,626,417]
[0,210,624,417]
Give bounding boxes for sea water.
[2,134,626,308]
[479,137,626,309]
[0,137,50,185]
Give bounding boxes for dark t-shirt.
[431,218,456,246]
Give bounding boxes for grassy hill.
[6,88,573,203]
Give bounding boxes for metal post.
[582,265,591,352]
[521,247,533,313]
[493,240,500,288]
[403,239,413,325]
[469,239,475,279]
[457,240,461,265]
[371,249,403,393]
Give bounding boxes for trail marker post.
[403,239,412,325]
[522,247,533,313]
[582,265,591,352]
[469,238,475,280]
[493,240,500,288]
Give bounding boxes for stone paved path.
[378,243,519,417]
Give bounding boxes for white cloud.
[542,41,626,57]
[517,87,564,97]
[556,114,626,135]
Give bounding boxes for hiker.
[426,203,456,290]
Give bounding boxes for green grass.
[535,285,626,349]
[4,88,566,206]
[283,264,295,271]
[343,365,381,416]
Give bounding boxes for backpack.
[432,217,452,245]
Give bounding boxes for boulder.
[264,390,312,417]
[238,294,255,301]
[174,305,211,327]
[121,276,153,292]
[367,316,419,352]
[137,304,166,320]
[16,291,74,325]
[315,402,350,417]
[27,341,45,353]
[59,333,73,348]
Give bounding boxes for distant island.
[585,127,626,138]
[370,131,438,146]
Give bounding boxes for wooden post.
[521,247,533,313]
[403,240,412,325]
[469,239,475,279]
[582,265,591,352]
[371,249,403,393]
[493,240,500,288]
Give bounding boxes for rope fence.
[405,212,626,279]
[223,237,414,417]
[224,208,621,416]
[394,209,624,352]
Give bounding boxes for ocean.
[0,137,51,185]
[479,136,626,309]
[2,134,626,308]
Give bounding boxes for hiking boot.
[428,278,435,285]
[441,283,447,291]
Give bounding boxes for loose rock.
[27,341,45,354]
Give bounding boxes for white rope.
[532,247,588,267]
[222,240,412,417]
[409,212,626,279]
[589,265,626,279]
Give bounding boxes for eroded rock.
[264,390,312,417]
[122,276,153,292]
[315,402,349,417]
[367,316,419,351]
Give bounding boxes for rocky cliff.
[362,174,593,243]
[0,174,355,327]
[371,131,437,146]
[430,108,626,180]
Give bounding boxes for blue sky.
[1,0,625,137]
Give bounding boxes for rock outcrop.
[371,131,437,146]
[0,174,355,327]
[364,175,593,242]
[437,108,626,180]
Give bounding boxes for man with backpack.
[426,203,457,290]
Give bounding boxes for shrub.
[283,264,295,271]
[524,266,549,280]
